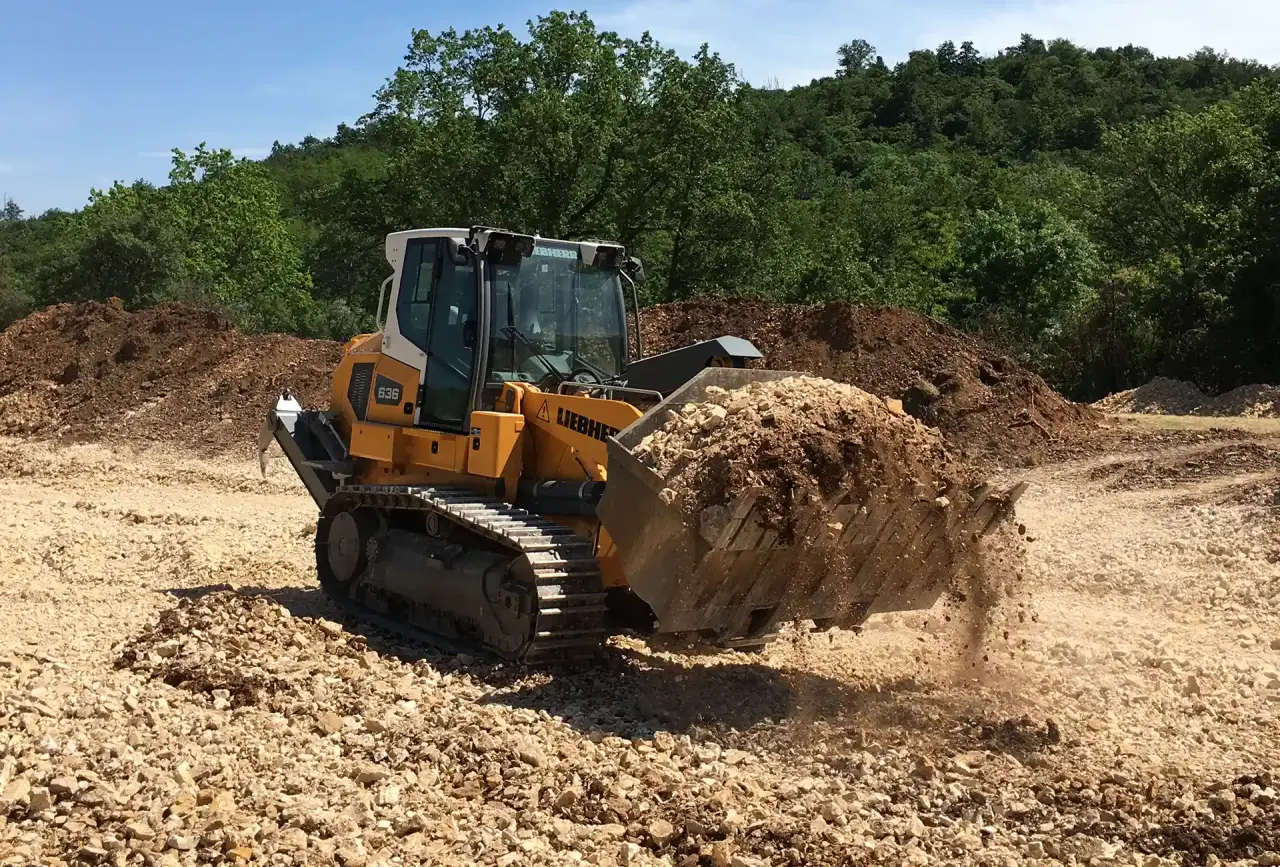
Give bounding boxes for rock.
[701,405,728,431]
[619,842,644,865]
[1256,853,1280,867]
[317,711,345,735]
[1024,841,1046,858]
[125,820,156,840]
[27,786,53,812]
[819,800,844,822]
[376,785,401,807]
[166,835,197,851]
[1209,790,1237,811]
[710,843,733,867]
[354,764,391,785]
[730,856,765,867]
[647,818,676,845]
[0,776,30,810]
[554,788,580,809]
[48,775,77,796]
[277,827,309,851]
[1184,675,1202,696]
[904,816,926,839]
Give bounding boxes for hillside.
[3,12,1280,408]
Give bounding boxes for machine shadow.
[165,584,1049,755]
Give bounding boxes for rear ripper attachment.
[315,486,610,662]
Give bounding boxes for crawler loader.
[260,226,1025,662]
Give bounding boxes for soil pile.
[1094,377,1209,415]
[640,300,1099,467]
[1096,377,1280,418]
[633,375,968,534]
[631,375,1017,633]
[1203,383,1280,417]
[0,299,341,454]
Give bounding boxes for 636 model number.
[373,375,403,406]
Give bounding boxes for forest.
[2,10,1279,401]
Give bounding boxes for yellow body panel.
[511,385,643,482]
[466,412,525,507]
[330,349,380,432]
[365,355,421,426]
[332,344,645,588]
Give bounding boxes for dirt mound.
[640,300,1099,468]
[1095,377,1210,415]
[0,299,340,454]
[1097,377,1280,418]
[1203,383,1280,418]
[1087,442,1280,492]
[634,375,968,533]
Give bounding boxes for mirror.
[626,256,647,285]
[446,238,471,266]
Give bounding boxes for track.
[317,484,611,662]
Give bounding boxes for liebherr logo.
[556,407,619,443]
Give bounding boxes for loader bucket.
[598,367,1027,643]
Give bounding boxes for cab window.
[395,239,440,352]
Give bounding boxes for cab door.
[393,239,479,430]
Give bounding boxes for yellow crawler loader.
[260,226,1025,662]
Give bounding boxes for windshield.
[484,241,627,397]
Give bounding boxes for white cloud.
[920,0,1280,62]
[598,0,853,87]
[600,0,1280,90]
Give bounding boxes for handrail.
[557,381,664,403]
[619,270,644,359]
[375,276,393,331]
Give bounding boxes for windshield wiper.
[501,325,563,380]
[502,285,560,382]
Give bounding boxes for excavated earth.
[0,299,1097,468]
[1096,379,1280,419]
[0,300,339,454]
[632,376,970,531]
[639,301,1101,468]
[2,303,1278,867]
[2,421,1280,866]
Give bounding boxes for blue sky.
[3,0,1278,214]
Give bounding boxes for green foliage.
[954,199,1101,348]
[5,12,1280,399]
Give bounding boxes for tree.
[954,199,1101,358]
[837,39,876,75]
[163,144,316,332]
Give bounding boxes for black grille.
[348,363,375,421]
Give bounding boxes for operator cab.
[377,226,642,433]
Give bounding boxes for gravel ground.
[1,432,1279,866]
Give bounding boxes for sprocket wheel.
[316,504,379,597]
